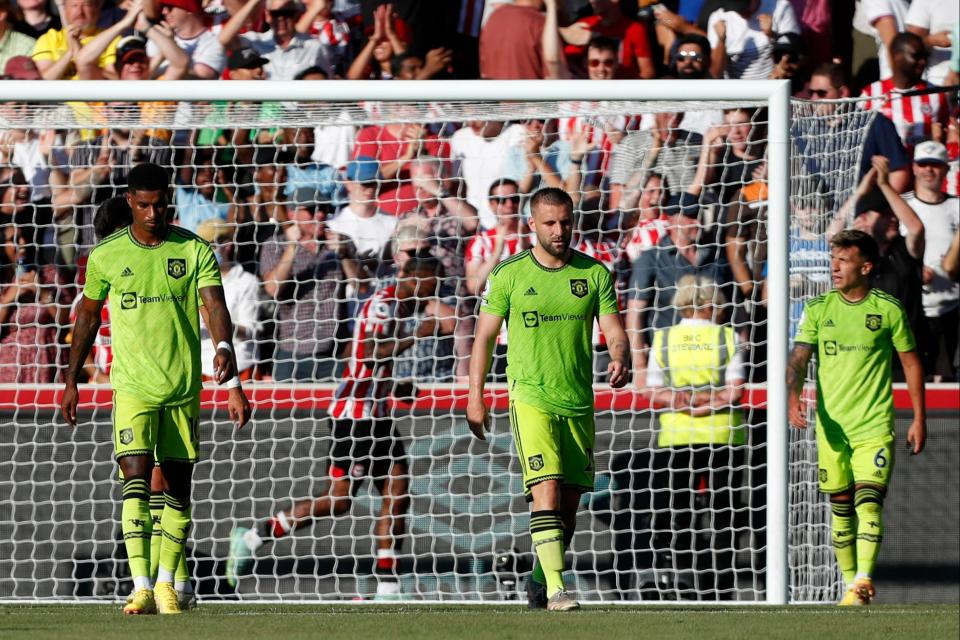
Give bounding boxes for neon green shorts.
[816,427,895,494]
[508,399,595,499]
[113,390,201,464]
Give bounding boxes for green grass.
[1,604,957,640]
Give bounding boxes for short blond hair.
[673,274,725,317]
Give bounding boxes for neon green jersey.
[480,249,619,416]
[795,288,915,442]
[82,226,221,405]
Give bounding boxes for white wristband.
[224,376,241,389]
[217,341,234,354]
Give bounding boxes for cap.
[663,193,700,218]
[227,45,269,70]
[290,186,328,212]
[345,156,380,183]
[115,35,148,68]
[913,140,948,164]
[855,189,892,217]
[196,219,235,243]
[161,0,203,13]
[3,56,42,80]
[773,32,803,56]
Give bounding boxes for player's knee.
[119,454,152,482]
[854,485,885,510]
[159,461,193,503]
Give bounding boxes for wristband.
[217,340,234,354]
[224,376,241,389]
[570,156,584,165]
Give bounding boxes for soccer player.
[61,162,251,615]
[787,229,926,606]
[227,256,453,597]
[466,187,630,611]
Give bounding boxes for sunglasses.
[676,50,703,61]
[490,195,520,204]
[588,58,616,68]
[914,160,944,167]
[269,8,298,18]
[809,88,831,98]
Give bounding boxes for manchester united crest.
[167,258,186,279]
[569,279,588,298]
[865,314,882,332]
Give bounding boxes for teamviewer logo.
[120,292,138,310]
[522,311,540,328]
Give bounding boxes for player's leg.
[152,398,200,614]
[849,433,895,604]
[816,426,859,604]
[227,418,358,587]
[149,466,165,585]
[370,422,409,596]
[114,391,159,614]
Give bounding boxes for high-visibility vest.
[652,322,745,448]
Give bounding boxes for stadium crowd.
[1,0,959,387]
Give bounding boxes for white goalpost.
[1,79,823,605]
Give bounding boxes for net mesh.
[0,95,873,603]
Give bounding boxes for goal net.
[0,80,868,603]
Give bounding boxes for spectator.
[690,107,766,213]
[220,0,333,80]
[259,193,342,381]
[905,0,957,86]
[855,0,908,81]
[479,0,567,80]
[31,0,119,80]
[666,34,724,136]
[75,18,190,80]
[0,224,69,383]
[0,0,36,70]
[326,156,397,289]
[352,114,450,216]
[768,31,805,94]
[901,141,959,381]
[346,2,405,80]
[145,0,225,78]
[461,178,530,378]
[450,119,526,228]
[173,148,235,231]
[787,192,831,338]
[851,156,927,380]
[293,66,356,170]
[12,0,60,40]
[561,0,655,79]
[279,126,339,204]
[648,5,707,69]
[295,0,350,75]
[707,0,800,80]
[797,62,911,196]
[644,274,746,600]
[584,35,618,80]
[608,111,702,211]
[620,172,669,265]
[626,194,732,388]
[196,220,261,380]
[860,32,949,151]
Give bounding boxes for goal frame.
[2,79,792,605]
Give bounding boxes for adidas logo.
[120,267,134,277]
[524,287,538,296]
[824,319,835,327]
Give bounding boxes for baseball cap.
[773,32,803,57]
[291,186,329,212]
[854,189,892,217]
[913,140,948,165]
[4,56,42,80]
[227,45,269,70]
[345,156,380,183]
[161,0,203,13]
[115,35,148,68]
[196,219,235,243]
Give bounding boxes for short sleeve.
[889,301,916,352]
[793,300,819,345]
[31,30,58,62]
[196,241,222,290]
[862,115,910,176]
[480,266,509,317]
[82,249,110,301]
[904,0,930,29]
[596,265,619,316]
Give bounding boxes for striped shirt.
[624,217,670,264]
[329,285,398,420]
[859,79,949,151]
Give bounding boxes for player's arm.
[466,311,504,440]
[199,284,251,429]
[786,342,814,428]
[61,294,106,427]
[598,312,629,389]
[898,348,927,454]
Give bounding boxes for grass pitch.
[1,604,957,640]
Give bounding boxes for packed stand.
[0,0,958,384]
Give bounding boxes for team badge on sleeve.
[167,258,187,279]
[864,314,882,332]
[528,454,544,471]
[569,279,588,298]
